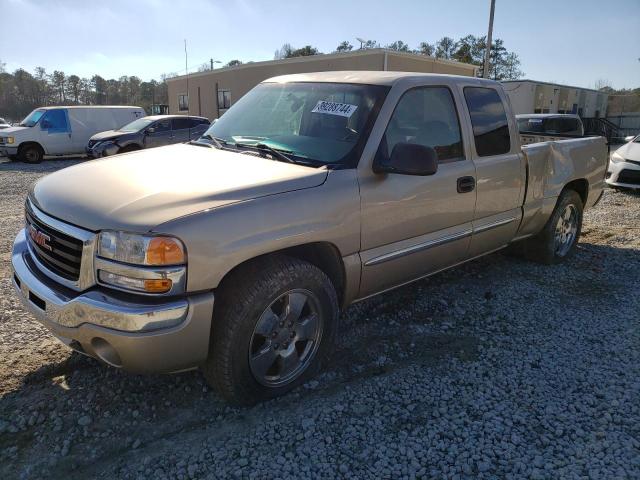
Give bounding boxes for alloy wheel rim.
[249,289,322,387]
[554,204,578,256]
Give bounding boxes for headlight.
[610,152,625,163]
[6,136,15,144]
[98,231,186,266]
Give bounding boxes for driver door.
[143,118,172,148]
[40,109,73,155]
[357,86,477,298]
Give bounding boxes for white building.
[502,80,608,118]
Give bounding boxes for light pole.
[356,37,366,50]
[483,0,496,79]
[210,59,222,70]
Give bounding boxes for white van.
[0,106,145,163]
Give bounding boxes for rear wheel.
[19,144,44,164]
[202,256,338,405]
[513,189,583,264]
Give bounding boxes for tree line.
[275,35,525,81]
[0,60,168,122]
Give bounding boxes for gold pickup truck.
[12,72,608,404]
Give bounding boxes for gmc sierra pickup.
[12,72,608,404]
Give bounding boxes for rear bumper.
[11,229,214,373]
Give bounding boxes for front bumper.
[11,229,214,373]
[0,145,18,157]
[606,159,640,189]
[86,142,119,159]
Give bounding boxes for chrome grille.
[25,204,83,281]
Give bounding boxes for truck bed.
[516,136,608,239]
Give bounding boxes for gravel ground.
[0,157,639,479]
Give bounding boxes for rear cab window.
[463,87,511,157]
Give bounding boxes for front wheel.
[19,145,44,164]
[202,256,338,405]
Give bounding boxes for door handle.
[457,176,475,193]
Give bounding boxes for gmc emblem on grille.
[28,224,52,251]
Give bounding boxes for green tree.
[287,45,321,57]
[417,42,435,56]
[335,41,353,52]
[435,37,456,59]
[386,40,410,52]
[225,59,243,67]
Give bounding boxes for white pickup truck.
[12,72,608,404]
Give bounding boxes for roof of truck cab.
[264,71,501,87]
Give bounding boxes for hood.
[615,141,640,162]
[90,129,130,142]
[31,143,328,232]
[0,126,29,135]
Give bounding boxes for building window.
[178,94,189,111]
[218,89,231,109]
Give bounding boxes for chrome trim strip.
[363,216,519,268]
[473,216,518,234]
[94,257,187,296]
[364,229,473,266]
[26,199,97,291]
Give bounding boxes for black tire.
[202,255,338,405]
[7,155,19,161]
[514,189,584,265]
[19,144,44,164]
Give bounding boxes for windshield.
[203,82,389,165]
[118,117,155,132]
[20,109,45,127]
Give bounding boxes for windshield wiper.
[235,142,297,164]
[192,134,224,149]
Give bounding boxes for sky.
[2,0,639,89]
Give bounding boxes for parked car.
[607,134,640,189]
[12,72,607,405]
[516,113,585,145]
[0,106,145,163]
[0,117,11,129]
[86,115,210,158]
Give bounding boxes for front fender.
[153,169,361,292]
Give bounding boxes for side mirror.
[625,135,635,143]
[146,127,156,134]
[374,142,438,176]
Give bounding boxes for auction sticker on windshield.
[311,101,358,118]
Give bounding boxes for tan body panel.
[155,170,361,293]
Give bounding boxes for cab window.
[377,86,464,164]
[463,87,511,156]
[41,109,69,133]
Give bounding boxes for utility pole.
[210,58,213,70]
[483,0,496,79]
[184,39,190,115]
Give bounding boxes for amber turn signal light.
[145,237,185,266]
